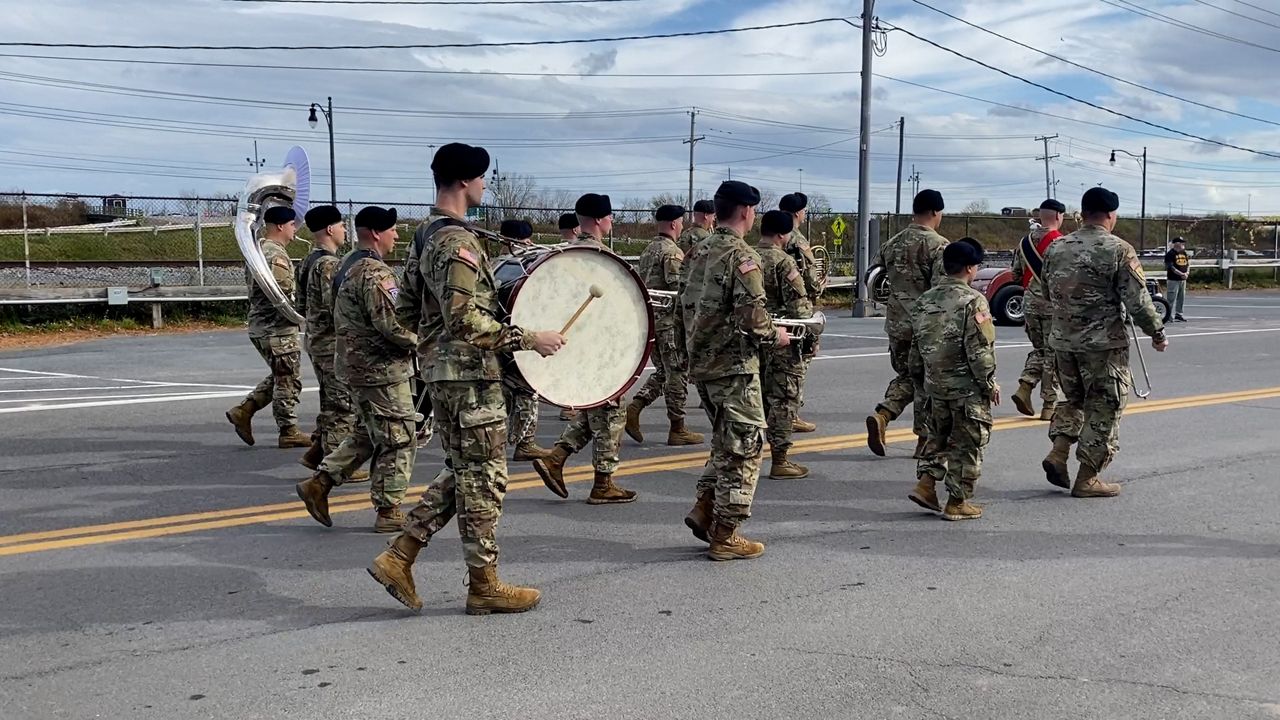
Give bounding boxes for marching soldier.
[779,191,821,433]
[1011,199,1067,421]
[558,212,580,242]
[908,238,999,521]
[498,219,553,462]
[225,205,311,449]
[864,189,949,458]
[1041,187,1168,498]
[397,203,450,449]
[537,193,639,505]
[625,204,704,447]
[756,209,813,479]
[295,207,418,533]
[678,198,714,254]
[682,180,791,561]
[367,143,565,614]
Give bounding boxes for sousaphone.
[234,146,311,326]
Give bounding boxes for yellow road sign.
[830,216,847,238]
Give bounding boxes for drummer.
[533,193,638,505]
[498,218,553,464]
[558,212,579,242]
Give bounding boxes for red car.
[970,267,1025,326]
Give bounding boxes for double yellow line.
[1,385,1277,558]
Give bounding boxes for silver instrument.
[1129,315,1153,399]
[235,167,305,326]
[648,289,678,309]
[865,264,891,304]
[773,310,826,339]
[811,245,830,294]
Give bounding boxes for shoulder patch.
[738,259,759,275]
[455,246,479,268]
[974,309,991,325]
[379,277,399,301]
[1128,257,1145,279]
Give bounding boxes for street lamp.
[1109,146,1147,252]
[798,168,804,192]
[307,97,337,204]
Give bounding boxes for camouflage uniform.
[503,385,540,447]
[784,227,822,411]
[401,215,535,568]
[683,227,780,527]
[756,238,813,454]
[298,248,356,454]
[909,277,998,500]
[678,225,711,256]
[397,211,448,437]
[873,224,949,434]
[631,232,690,422]
[318,248,419,510]
[241,238,302,429]
[1011,226,1062,407]
[1043,225,1164,474]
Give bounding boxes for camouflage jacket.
[246,238,300,339]
[873,224,948,334]
[1043,224,1164,352]
[1011,225,1061,316]
[909,276,998,400]
[678,225,711,255]
[333,248,418,387]
[638,233,683,331]
[757,240,813,360]
[297,248,341,366]
[398,210,449,375]
[683,227,780,381]
[422,223,530,382]
[784,227,822,302]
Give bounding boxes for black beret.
[760,209,794,236]
[303,205,342,232]
[1081,187,1120,214]
[692,199,714,214]
[430,142,490,183]
[263,206,296,225]
[1039,198,1067,214]
[558,212,579,231]
[500,219,533,241]
[655,204,685,222]
[912,189,945,214]
[354,206,397,232]
[714,180,761,207]
[944,237,985,267]
[779,192,808,213]
[575,193,612,219]
[1172,236,1186,244]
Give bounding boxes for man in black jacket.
[1164,237,1189,322]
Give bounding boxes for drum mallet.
[561,285,604,335]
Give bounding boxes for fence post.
[21,192,30,286]
[965,215,970,237]
[1274,223,1278,283]
[195,199,205,286]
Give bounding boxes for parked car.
[971,267,1024,326]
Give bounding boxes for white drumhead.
[509,247,651,408]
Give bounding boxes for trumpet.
[772,311,826,339]
[648,289,678,309]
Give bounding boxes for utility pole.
[245,140,265,171]
[683,109,704,212]
[854,0,875,318]
[1036,134,1059,199]
[908,164,921,198]
[894,116,905,215]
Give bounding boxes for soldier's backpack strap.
[297,247,336,302]
[1020,234,1045,282]
[332,248,381,296]
[411,217,468,259]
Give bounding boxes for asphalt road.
[2,291,1278,720]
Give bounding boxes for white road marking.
[0,368,97,379]
[1186,304,1280,309]
[0,391,246,404]
[0,388,317,414]
[106,378,254,390]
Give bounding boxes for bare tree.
[176,190,202,216]
[962,199,991,215]
[488,172,540,211]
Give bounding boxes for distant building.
[1001,206,1030,217]
[103,195,128,217]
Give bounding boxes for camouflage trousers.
[695,374,766,528]
[402,381,509,568]
[243,333,302,429]
[877,329,928,436]
[632,324,689,422]
[556,401,625,474]
[318,380,416,509]
[503,384,539,446]
[1018,307,1061,404]
[916,396,992,500]
[1048,348,1131,474]
[762,350,806,453]
[310,358,357,455]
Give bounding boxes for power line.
[1189,0,1280,30]
[0,17,850,50]
[885,22,1280,159]
[224,0,638,3]
[908,0,1280,128]
[1225,0,1280,20]
[1099,0,1280,55]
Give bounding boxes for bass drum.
[492,245,654,409]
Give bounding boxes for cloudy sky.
[2,0,1279,216]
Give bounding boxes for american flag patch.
[975,310,991,325]
[379,277,399,301]
[738,259,759,275]
[786,268,800,281]
[457,246,478,266]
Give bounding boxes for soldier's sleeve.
[1117,243,1164,338]
[796,243,822,299]
[927,238,948,285]
[395,248,422,331]
[964,296,999,398]
[317,257,338,311]
[1011,244,1026,285]
[366,265,418,352]
[662,246,683,289]
[270,251,295,299]
[731,250,780,348]
[442,234,530,352]
[780,256,813,319]
[908,319,925,384]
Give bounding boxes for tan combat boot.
[707,521,765,561]
[1012,381,1036,417]
[865,409,891,456]
[908,474,941,512]
[295,471,336,527]
[624,400,645,443]
[374,505,406,533]
[942,496,983,521]
[792,417,817,433]
[1039,403,1056,422]
[278,426,312,449]
[666,418,705,446]
[586,471,638,505]
[346,468,370,482]
[684,490,714,543]
[559,408,579,422]
[768,449,809,479]
[367,534,425,611]
[912,435,929,459]
[1071,465,1121,498]
[1042,436,1073,489]
[225,400,257,446]
[512,440,552,462]
[533,445,571,498]
[465,564,541,615]
[298,436,324,470]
